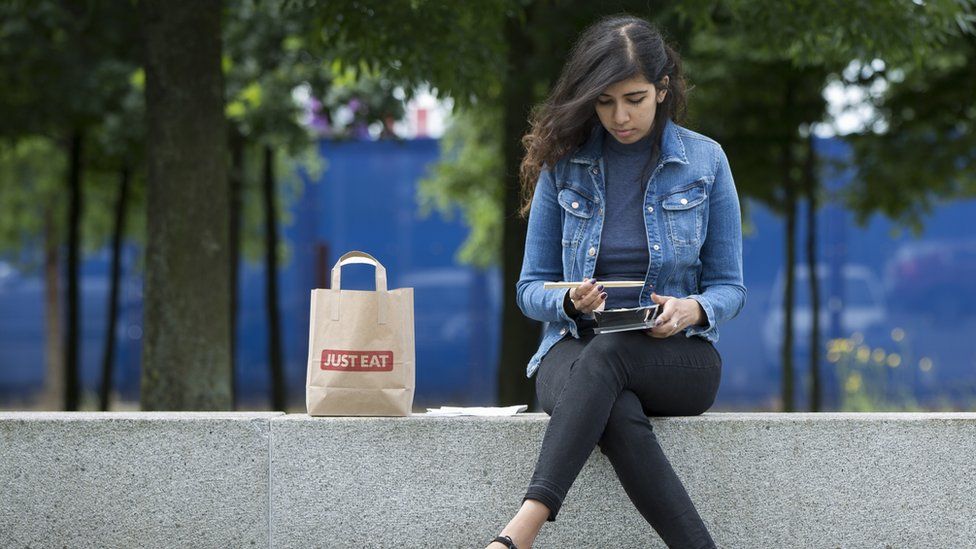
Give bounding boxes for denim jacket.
[516,118,747,378]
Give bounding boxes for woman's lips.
[613,129,635,137]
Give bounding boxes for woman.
[486,14,746,549]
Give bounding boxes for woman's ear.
[657,75,669,103]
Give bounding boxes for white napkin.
[423,405,528,417]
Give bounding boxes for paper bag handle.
[329,251,388,324]
[331,251,388,292]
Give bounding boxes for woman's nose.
[613,106,629,124]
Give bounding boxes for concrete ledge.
[270,412,976,548]
[0,412,282,549]
[3,412,976,548]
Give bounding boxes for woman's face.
[595,74,668,144]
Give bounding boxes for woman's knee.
[574,333,636,383]
[598,389,654,453]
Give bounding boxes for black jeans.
[523,330,721,549]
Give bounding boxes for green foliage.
[676,0,973,67]
[841,33,976,232]
[0,0,145,272]
[0,0,140,135]
[686,30,834,216]
[224,0,324,149]
[0,138,64,271]
[223,0,331,266]
[320,70,405,139]
[286,0,514,109]
[418,107,504,267]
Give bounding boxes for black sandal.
[491,534,519,549]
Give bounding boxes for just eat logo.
[320,349,394,372]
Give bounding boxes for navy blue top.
[595,129,660,310]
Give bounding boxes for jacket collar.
[570,118,688,167]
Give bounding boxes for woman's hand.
[646,292,706,338]
[567,278,608,315]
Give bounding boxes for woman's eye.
[597,98,645,106]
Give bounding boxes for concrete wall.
[3,412,975,548]
[0,412,280,549]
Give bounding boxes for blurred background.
[1,0,974,413]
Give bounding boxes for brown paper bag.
[305,251,415,416]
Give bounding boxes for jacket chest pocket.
[557,187,595,246]
[557,187,595,280]
[661,178,709,247]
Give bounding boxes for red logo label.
[320,349,394,372]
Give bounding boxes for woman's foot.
[485,499,551,549]
[486,536,516,549]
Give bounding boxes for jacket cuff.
[556,289,581,338]
[684,294,716,340]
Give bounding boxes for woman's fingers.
[652,300,679,335]
[574,279,606,313]
[570,278,592,306]
[580,282,606,312]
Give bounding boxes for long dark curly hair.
[518,14,688,217]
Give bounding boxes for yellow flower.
[856,346,871,363]
[872,348,886,364]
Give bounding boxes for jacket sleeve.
[685,145,747,341]
[516,166,579,329]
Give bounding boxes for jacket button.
[571,201,579,209]
[647,206,654,213]
[680,198,688,205]
[560,328,567,335]
[591,167,599,175]
[653,244,660,251]
[588,247,596,256]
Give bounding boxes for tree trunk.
[263,144,285,411]
[228,127,244,410]
[64,129,83,411]
[804,133,822,412]
[780,80,796,413]
[99,164,130,411]
[497,11,538,407]
[41,203,64,410]
[141,0,231,410]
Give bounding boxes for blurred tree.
[0,139,66,408]
[682,0,974,411]
[842,31,976,230]
[223,0,329,410]
[0,0,142,410]
[418,106,504,268]
[291,0,511,110]
[140,0,232,410]
[86,76,147,411]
